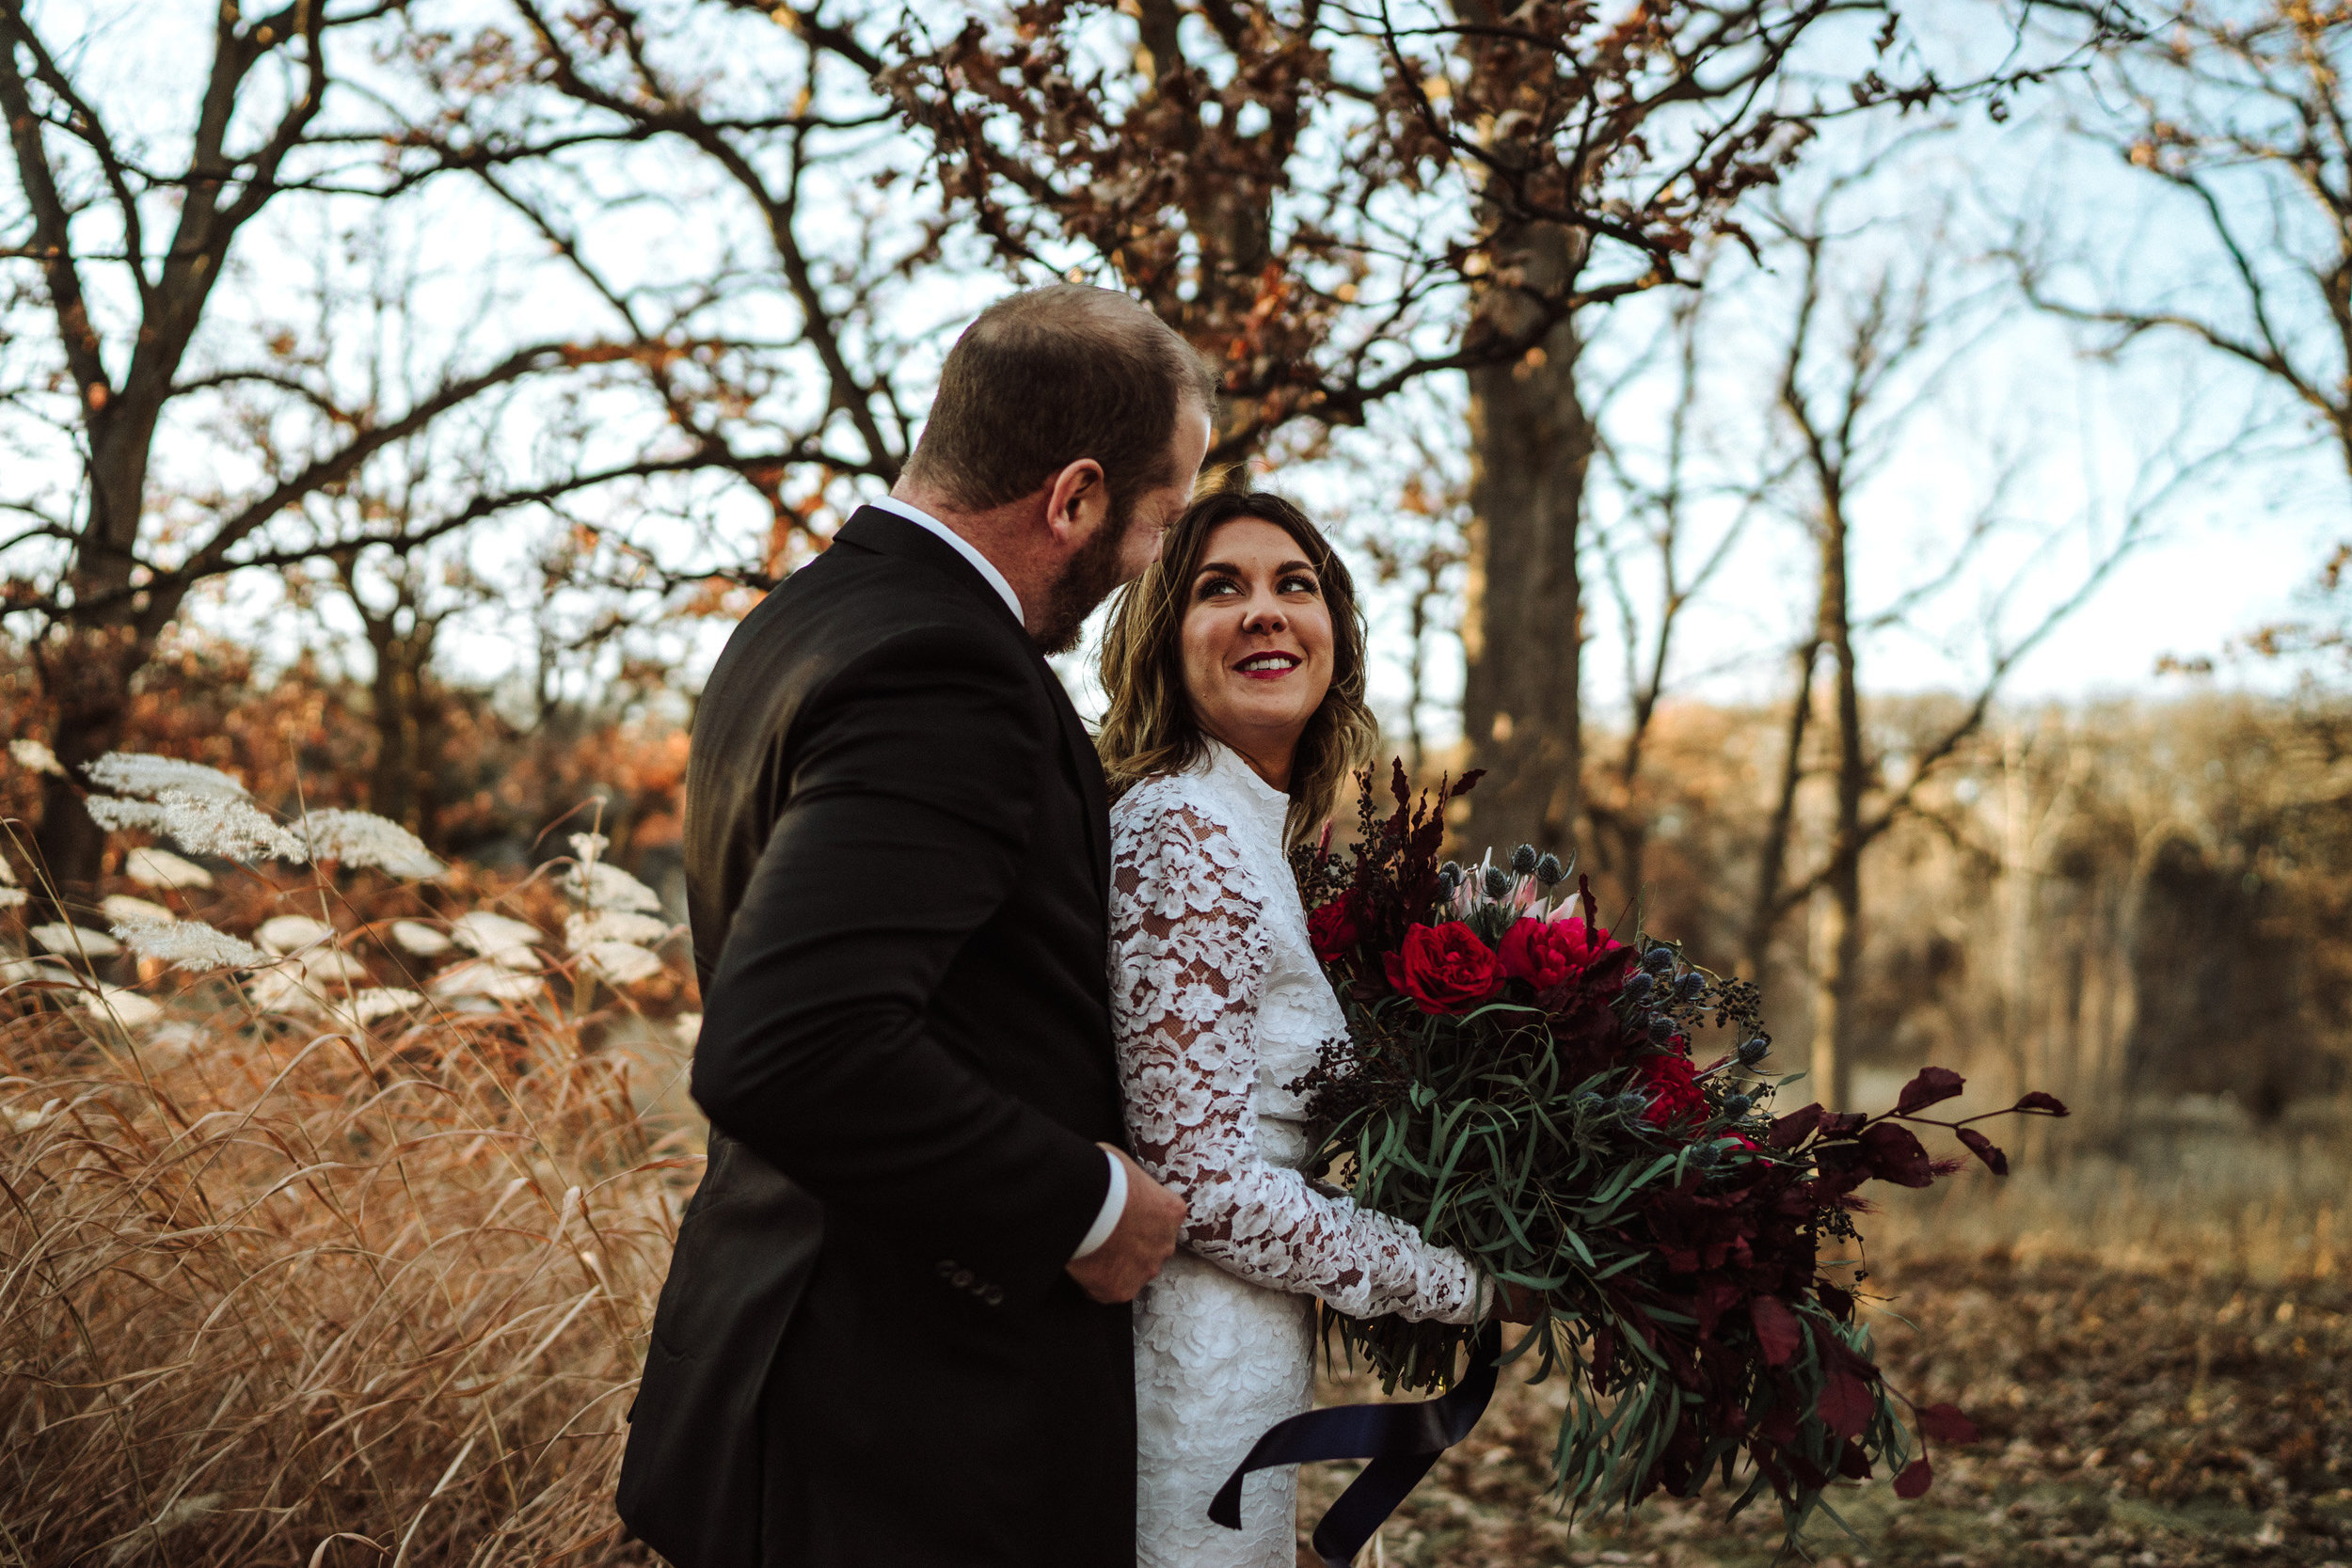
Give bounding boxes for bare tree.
[393,0,944,519]
[1735,179,2185,1106]
[0,3,740,899]
[890,0,2130,855]
[2022,2,2352,481]
[1582,272,1778,896]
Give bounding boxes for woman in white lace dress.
[1095,491,1520,1568]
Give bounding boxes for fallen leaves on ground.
[1304,1252,2352,1567]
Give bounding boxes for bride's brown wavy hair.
[1096,488,1378,847]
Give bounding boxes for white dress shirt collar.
[865,495,1025,626]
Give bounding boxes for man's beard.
[1034,496,1138,656]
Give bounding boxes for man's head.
[896,285,1217,653]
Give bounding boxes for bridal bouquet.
[1286,764,2068,1539]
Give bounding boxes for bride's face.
[1179,515,1335,780]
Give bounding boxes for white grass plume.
[114,920,268,974]
[580,942,664,986]
[9,737,60,775]
[564,911,670,951]
[30,923,119,958]
[123,847,213,890]
[389,920,452,956]
[297,809,446,879]
[86,797,169,834]
[77,983,162,1028]
[429,959,545,1003]
[451,911,540,969]
[254,915,335,955]
[155,789,307,863]
[339,988,425,1025]
[100,895,173,928]
[566,861,662,913]
[85,752,246,799]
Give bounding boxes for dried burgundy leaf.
[1860,1121,1934,1187]
[1768,1103,1822,1148]
[2014,1090,2070,1116]
[1895,1065,1964,1114]
[1894,1457,1934,1498]
[1836,1441,1873,1480]
[1751,1294,1803,1367]
[1916,1402,1979,1444]
[1817,1367,1874,1440]
[1818,1110,1867,1141]
[1956,1127,2010,1176]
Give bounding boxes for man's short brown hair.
[902,285,1218,515]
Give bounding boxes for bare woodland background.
[2,1,2349,1564]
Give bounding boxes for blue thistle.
[1483,864,1510,899]
[1510,844,1538,875]
[1534,852,1564,886]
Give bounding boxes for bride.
[1095,489,1527,1568]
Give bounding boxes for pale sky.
[19,1,2342,742]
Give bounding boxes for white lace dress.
[1111,741,1484,1568]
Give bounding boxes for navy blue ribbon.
[1208,1323,1502,1567]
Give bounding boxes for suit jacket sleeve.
[690,620,1111,1309]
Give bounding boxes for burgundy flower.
[1307,892,1369,964]
[1381,922,1503,1015]
[1638,1053,1706,1128]
[1500,914,1623,989]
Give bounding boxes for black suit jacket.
[619,508,1133,1567]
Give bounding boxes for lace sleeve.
[1111,795,1482,1324]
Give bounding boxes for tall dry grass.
[0,934,693,1564]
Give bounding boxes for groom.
[618,286,1214,1567]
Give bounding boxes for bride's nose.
[1241,598,1286,634]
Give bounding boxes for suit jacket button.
[950,1268,976,1290]
[980,1285,1004,1307]
[936,1259,957,1277]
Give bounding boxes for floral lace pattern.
[1114,743,1480,1568]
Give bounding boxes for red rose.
[1307,892,1369,964]
[1498,915,1622,988]
[1381,922,1503,1015]
[1638,1053,1706,1128]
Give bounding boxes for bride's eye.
[1195,575,1239,600]
[1280,573,1320,595]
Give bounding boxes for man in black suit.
[619,285,1212,1567]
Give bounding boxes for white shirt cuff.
[1069,1148,1128,1261]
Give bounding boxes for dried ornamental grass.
[10,737,62,775]
[0,973,690,1565]
[113,919,269,973]
[452,913,541,971]
[123,847,214,890]
[99,894,174,928]
[297,809,447,879]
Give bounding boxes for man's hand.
[1066,1145,1184,1304]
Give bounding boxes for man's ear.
[1043,458,1109,547]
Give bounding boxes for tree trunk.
[366,617,437,834]
[1744,641,1820,979]
[31,626,143,905]
[1458,223,1591,859]
[1810,484,1864,1110]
